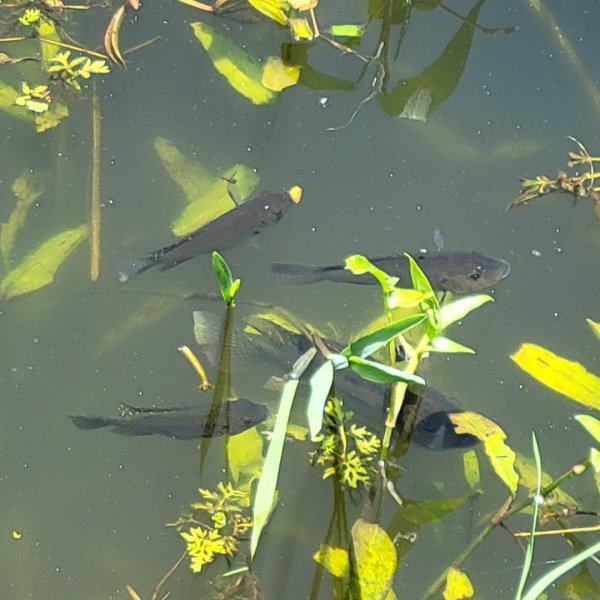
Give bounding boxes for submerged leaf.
[103,3,127,66]
[0,224,87,299]
[511,343,600,410]
[574,414,600,445]
[351,519,396,600]
[261,57,300,91]
[191,22,274,104]
[450,411,518,494]
[154,137,217,202]
[171,164,259,236]
[34,102,69,133]
[227,426,265,483]
[1,171,44,267]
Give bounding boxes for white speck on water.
[531,249,542,257]
[318,97,329,108]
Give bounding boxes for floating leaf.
[247,0,288,25]
[313,544,349,579]
[450,411,518,494]
[288,17,314,40]
[511,343,600,411]
[574,414,600,446]
[329,24,365,38]
[191,22,274,105]
[307,360,333,439]
[342,314,426,358]
[0,224,87,299]
[171,164,259,236]
[1,171,44,268]
[154,137,217,202]
[349,356,425,386]
[261,56,300,92]
[351,519,396,600]
[444,567,474,600]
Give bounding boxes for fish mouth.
[498,259,511,280]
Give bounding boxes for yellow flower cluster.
[180,527,228,573]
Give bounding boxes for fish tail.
[118,254,160,283]
[271,262,327,286]
[70,415,114,430]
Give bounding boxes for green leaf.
[440,294,493,329]
[191,21,275,105]
[212,251,238,305]
[342,314,426,358]
[404,253,442,338]
[426,336,475,354]
[348,356,425,386]
[329,24,365,38]
[247,0,288,25]
[450,411,519,494]
[0,224,87,300]
[227,426,265,483]
[307,360,334,439]
[574,414,600,445]
[351,519,396,600]
[462,449,480,491]
[261,56,300,92]
[251,348,316,558]
[511,343,600,411]
[587,318,600,343]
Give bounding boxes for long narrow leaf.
[307,360,333,439]
[250,348,316,558]
[349,356,425,386]
[440,294,493,329]
[342,314,426,358]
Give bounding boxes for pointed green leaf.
[345,254,398,292]
[426,336,475,354]
[212,251,238,305]
[342,314,426,358]
[587,318,600,343]
[349,356,425,386]
[440,294,493,329]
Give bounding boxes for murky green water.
[2,1,600,598]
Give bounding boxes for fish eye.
[469,272,481,281]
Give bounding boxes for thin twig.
[90,83,101,281]
[150,550,187,600]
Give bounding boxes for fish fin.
[70,415,112,430]
[118,254,159,283]
[271,262,326,286]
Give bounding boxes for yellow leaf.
[261,57,300,92]
[227,426,265,483]
[288,17,314,40]
[247,0,288,25]
[587,318,600,343]
[450,412,518,494]
[313,544,349,578]
[351,519,397,600]
[191,22,274,105]
[511,343,600,410]
[590,447,600,474]
[0,224,87,299]
[34,102,69,133]
[171,164,259,236]
[443,567,474,600]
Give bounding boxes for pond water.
[2,0,600,598]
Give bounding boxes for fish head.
[226,398,271,435]
[257,192,292,226]
[428,252,511,293]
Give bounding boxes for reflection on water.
[2,0,600,597]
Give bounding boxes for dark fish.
[119,189,300,282]
[272,250,511,293]
[70,398,270,439]
[193,310,477,450]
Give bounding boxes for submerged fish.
[70,398,270,439]
[272,250,511,293]
[119,189,301,282]
[193,310,477,450]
